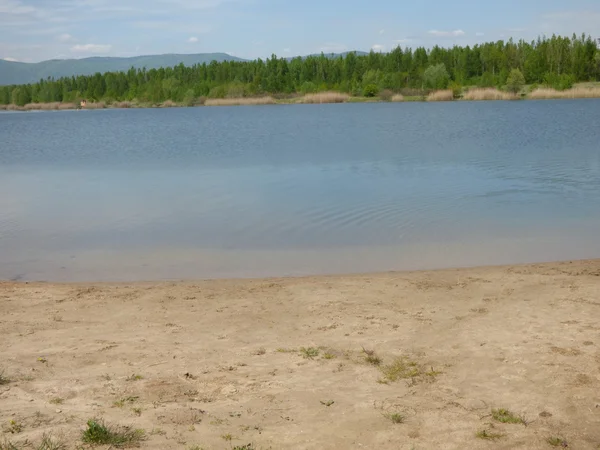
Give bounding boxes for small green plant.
[299,347,319,359]
[0,369,10,385]
[113,396,138,408]
[320,400,334,407]
[362,348,382,366]
[547,436,568,447]
[132,407,142,416]
[233,445,255,450]
[491,408,525,424]
[379,357,420,382]
[221,433,234,441]
[476,428,504,440]
[385,413,405,424]
[49,397,64,405]
[126,374,143,381]
[276,347,296,353]
[322,352,336,360]
[82,419,145,447]
[8,420,23,434]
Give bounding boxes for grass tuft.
[547,436,568,447]
[362,348,382,366]
[49,398,64,405]
[37,433,67,450]
[476,428,504,440]
[299,347,319,359]
[385,413,405,424]
[125,374,143,382]
[0,369,10,385]
[379,357,421,382]
[491,408,525,424]
[82,419,145,447]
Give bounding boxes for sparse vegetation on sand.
[546,436,568,447]
[299,347,320,359]
[82,419,145,447]
[476,427,505,440]
[491,408,526,425]
[204,97,275,106]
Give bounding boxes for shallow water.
[1,100,600,281]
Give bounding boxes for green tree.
[423,63,449,89]
[506,68,525,93]
[362,84,379,97]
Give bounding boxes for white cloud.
[394,38,413,44]
[428,29,466,37]
[371,44,385,52]
[2,57,19,62]
[475,32,485,37]
[283,48,291,53]
[188,36,198,43]
[57,33,74,42]
[379,29,385,35]
[70,44,112,53]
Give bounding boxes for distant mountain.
[0,53,246,85]
[0,51,370,86]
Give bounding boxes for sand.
[1,260,600,449]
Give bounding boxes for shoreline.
[2,88,600,112]
[2,259,600,448]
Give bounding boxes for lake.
[1,100,600,281]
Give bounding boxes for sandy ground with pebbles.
[1,260,600,449]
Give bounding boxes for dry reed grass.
[426,90,454,102]
[160,99,177,108]
[111,101,133,108]
[84,101,106,109]
[301,92,349,104]
[204,97,275,106]
[528,87,600,99]
[462,88,518,101]
[391,94,405,102]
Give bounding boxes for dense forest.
[1,34,599,106]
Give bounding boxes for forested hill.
[0,53,245,85]
[1,35,599,106]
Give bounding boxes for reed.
[391,94,405,102]
[84,101,106,109]
[426,90,454,102]
[301,92,350,104]
[159,99,177,107]
[462,88,518,101]
[528,87,600,99]
[111,101,133,108]
[204,97,275,106]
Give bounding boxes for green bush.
[506,68,525,93]
[362,84,379,97]
[449,82,463,99]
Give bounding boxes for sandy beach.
[1,260,600,449]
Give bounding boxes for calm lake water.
[1,100,600,281]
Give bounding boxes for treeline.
[1,34,599,106]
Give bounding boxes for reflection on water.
[1,100,600,281]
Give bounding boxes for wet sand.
[1,260,600,449]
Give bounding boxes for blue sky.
[1,0,600,62]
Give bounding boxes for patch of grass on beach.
[491,408,526,424]
[546,436,568,447]
[476,428,504,440]
[125,374,143,382]
[385,413,405,424]
[82,419,145,447]
[0,369,10,385]
[362,348,382,366]
[299,347,319,359]
[49,398,64,405]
